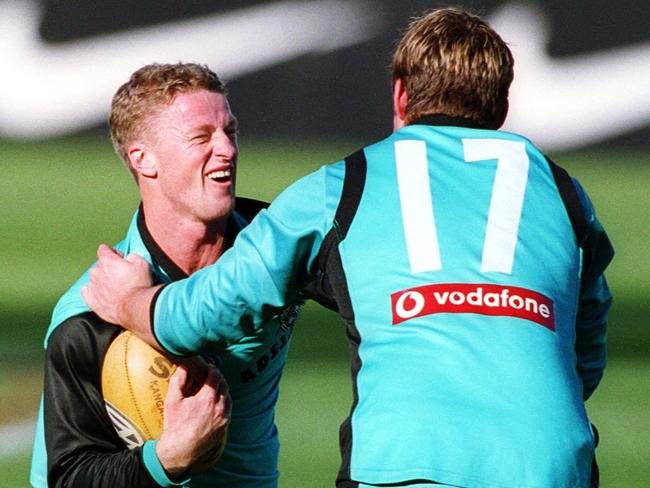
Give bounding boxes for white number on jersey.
[395,138,530,275]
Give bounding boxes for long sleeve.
[44,314,178,487]
[152,165,343,357]
[573,179,614,400]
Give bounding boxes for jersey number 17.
[395,138,529,275]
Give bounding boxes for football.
[101,330,227,469]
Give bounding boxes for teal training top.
[31,208,294,487]
[150,121,613,488]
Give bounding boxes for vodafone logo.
[391,283,555,331]
[394,291,426,319]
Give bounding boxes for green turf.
[586,358,650,487]
[1,136,649,486]
[0,453,33,487]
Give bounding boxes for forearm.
[120,284,165,351]
[152,236,291,356]
[152,169,338,356]
[576,274,611,399]
[572,179,614,399]
[575,323,607,400]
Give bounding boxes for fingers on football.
[211,366,232,419]
[199,366,230,406]
[167,364,189,403]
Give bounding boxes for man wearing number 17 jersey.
[84,8,613,488]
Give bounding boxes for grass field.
[1,135,649,486]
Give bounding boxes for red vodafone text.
[391,283,555,331]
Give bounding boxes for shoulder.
[567,177,597,223]
[46,313,122,367]
[269,161,345,222]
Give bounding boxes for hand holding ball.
[102,331,230,474]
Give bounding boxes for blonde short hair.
[109,63,226,175]
[391,8,514,129]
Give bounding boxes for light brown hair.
[391,8,514,128]
[110,63,226,175]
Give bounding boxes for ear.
[392,78,408,131]
[127,144,157,179]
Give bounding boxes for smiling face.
[133,90,238,225]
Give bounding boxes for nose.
[213,131,238,162]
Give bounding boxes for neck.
[141,203,227,276]
[393,115,406,132]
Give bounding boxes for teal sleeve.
[573,179,614,400]
[153,165,342,356]
[142,440,190,487]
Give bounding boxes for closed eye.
[191,134,210,144]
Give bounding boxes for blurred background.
[1,0,648,486]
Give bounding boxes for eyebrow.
[190,118,238,134]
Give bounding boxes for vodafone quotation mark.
[394,291,426,319]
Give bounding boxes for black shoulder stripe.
[547,157,593,289]
[547,157,588,247]
[333,149,367,240]
[315,149,367,272]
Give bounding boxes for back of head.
[391,8,514,129]
[110,62,226,176]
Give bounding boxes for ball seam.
[124,332,153,439]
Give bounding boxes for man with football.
[84,8,613,488]
[31,63,298,486]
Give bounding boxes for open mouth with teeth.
[207,169,231,183]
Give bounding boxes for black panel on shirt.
[546,157,588,245]
[301,150,367,313]
[545,157,592,289]
[44,314,162,487]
